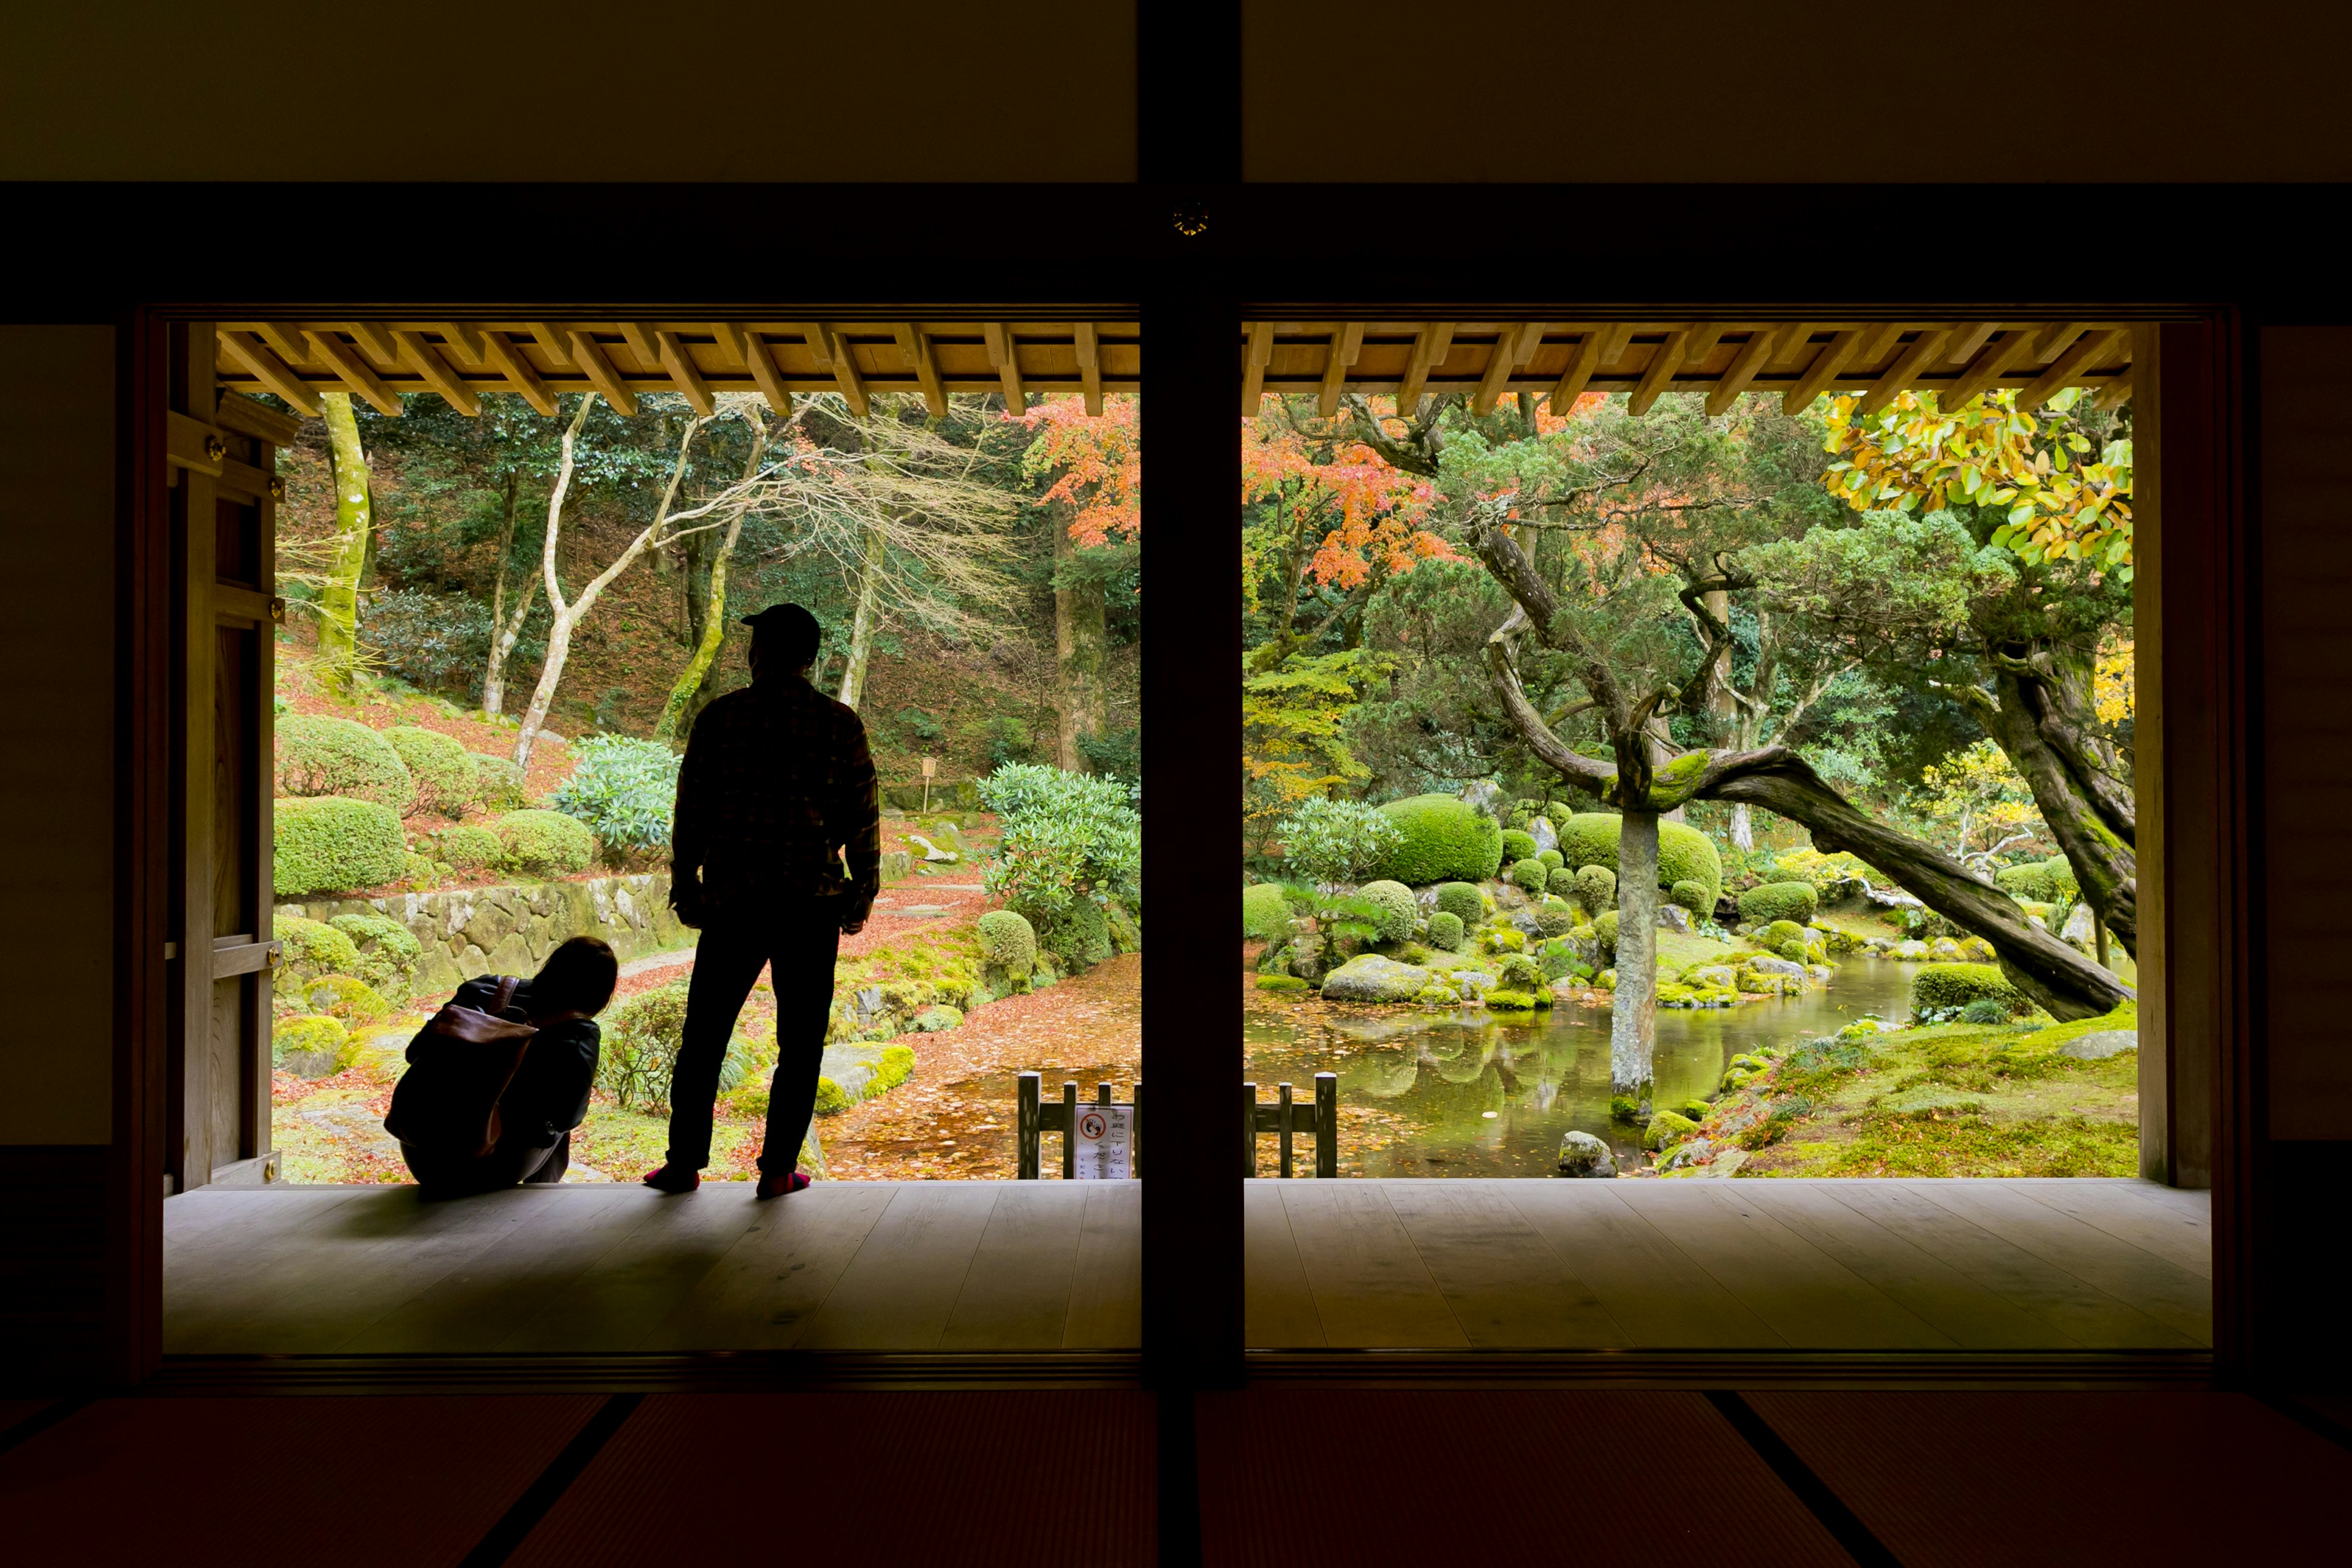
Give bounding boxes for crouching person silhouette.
[644,601,879,1199]
[388,936,618,1196]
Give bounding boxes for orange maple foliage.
[1242,413,1457,587]
[1020,395,1139,548]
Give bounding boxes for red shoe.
[755,1170,811,1200]
[642,1163,700,1194]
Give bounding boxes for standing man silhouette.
[644,602,878,1197]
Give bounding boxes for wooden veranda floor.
[162,1177,2209,1357]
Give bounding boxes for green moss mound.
[471,752,529,812]
[1556,812,1723,913]
[1572,864,1616,916]
[1996,856,2082,906]
[276,714,413,811]
[1499,828,1538,862]
[813,1076,850,1115]
[271,1014,352,1072]
[976,909,1039,973]
[1356,880,1419,943]
[1509,857,1548,895]
[1496,953,1543,990]
[274,796,406,897]
[1376,794,1504,885]
[1532,897,1577,937]
[1763,919,1809,949]
[1538,849,1564,872]
[1740,881,1819,926]
[1256,974,1308,992]
[1546,865,1577,900]
[1643,1109,1700,1151]
[272,914,360,979]
[1433,881,1485,925]
[1668,879,1709,914]
[1485,989,1551,1011]
[435,823,503,870]
[1426,910,1464,951]
[328,912,421,995]
[1594,909,1619,957]
[385,725,475,817]
[1027,898,1113,972]
[1912,962,2024,1018]
[494,809,594,878]
[1242,882,1292,941]
[290,973,390,1025]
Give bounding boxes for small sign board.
[1071,1104,1133,1180]
[920,755,937,778]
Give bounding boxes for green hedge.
[1911,963,2024,1017]
[1556,812,1723,913]
[1433,881,1485,925]
[276,715,412,811]
[271,914,359,979]
[435,823,503,870]
[977,909,1038,974]
[1739,880,1819,926]
[329,912,421,995]
[1427,910,1464,951]
[1668,880,1709,914]
[385,726,475,817]
[1242,882,1292,941]
[274,796,406,896]
[1358,880,1419,942]
[1375,794,1504,885]
[494,809,594,877]
[472,752,529,812]
[271,1014,350,1069]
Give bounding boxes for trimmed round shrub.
[2041,856,2079,902]
[329,912,422,995]
[494,809,594,877]
[1499,828,1539,863]
[550,734,681,859]
[1433,881,1485,925]
[290,973,390,1025]
[1375,794,1504,885]
[1532,896,1577,937]
[1556,812,1724,914]
[435,823,503,871]
[977,909,1039,973]
[472,752,529,812]
[1027,897,1114,973]
[1537,848,1564,872]
[274,796,405,896]
[1242,882,1292,941]
[1573,864,1616,914]
[1739,880,1819,926]
[600,975,689,1112]
[385,725,475,818]
[1911,962,2024,1018]
[1594,909,1619,958]
[1763,919,1808,949]
[1510,857,1548,895]
[1496,953,1544,990]
[276,714,412,811]
[1427,910,1464,951]
[271,1014,350,1069]
[1547,865,1578,899]
[1668,880,1709,914]
[1358,880,1419,943]
[271,914,360,979]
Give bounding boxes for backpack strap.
[491,974,522,1014]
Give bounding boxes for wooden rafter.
[1706,326,1783,416]
[342,322,398,364]
[715,322,793,417]
[657,330,717,416]
[1858,328,1953,416]
[895,324,949,416]
[807,323,869,417]
[2094,363,2136,410]
[617,323,662,369]
[1941,328,2040,408]
[1472,322,1545,415]
[526,323,573,368]
[391,329,480,415]
[984,323,1025,414]
[2016,328,2127,409]
[566,330,638,416]
[216,330,321,417]
[1627,328,1691,416]
[1681,322,1725,371]
[1075,322,1103,415]
[1242,320,1275,413]
[1946,322,1999,365]
[1395,321,1455,412]
[1317,322,1364,417]
[477,330,557,415]
[253,322,308,364]
[1550,324,1632,414]
[435,322,486,369]
[1782,328,1863,414]
[302,329,403,416]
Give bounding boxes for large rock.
[1321,954,1436,1003]
[2061,903,2098,952]
[1526,815,1559,856]
[1556,1130,1617,1178]
[1893,940,1931,961]
[1656,903,1693,935]
[1743,954,1806,978]
[1457,780,1507,822]
[2060,1028,2138,1060]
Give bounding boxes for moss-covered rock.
[1427,910,1464,951]
[1740,881,1819,926]
[1495,953,1544,990]
[1256,974,1309,992]
[1643,1109,1700,1150]
[1321,954,1435,1003]
[1482,924,1527,954]
[1556,812,1723,913]
[1485,988,1551,1010]
[1414,983,1458,1006]
[385,725,475,818]
[328,912,422,999]
[1242,881,1292,941]
[292,973,390,1025]
[813,1076,850,1115]
[1433,881,1485,925]
[1911,962,2025,1018]
[272,913,361,988]
[1358,880,1419,943]
[1376,794,1504,884]
[276,714,413,811]
[493,809,595,877]
[274,796,407,897]
[271,1014,353,1079]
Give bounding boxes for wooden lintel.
[1858,329,1953,417]
[214,388,304,447]
[1705,326,1783,416]
[1782,328,1864,413]
[303,330,404,416]
[894,325,949,416]
[1940,328,2040,407]
[215,331,321,417]
[254,323,308,365]
[566,330,638,417]
[526,323,574,368]
[617,323,662,370]
[983,323,1025,415]
[1627,329,1692,416]
[391,329,481,415]
[657,330,717,416]
[1549,323,1632,415]
[1075,322,1102,415]
[1471,322,1545,416]
[2016,328,2127,409]
[342,322,398,364]
[1242,321,1274,414]
[809,324,869,416]
[1317,323,1365,417]
[478,330,557,416]
[1395,321,1456,413]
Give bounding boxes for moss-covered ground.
[1716,1003,2141,1178]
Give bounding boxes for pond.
[1245,957,1920,1177]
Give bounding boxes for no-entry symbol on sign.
[1072,1104,1132,1180]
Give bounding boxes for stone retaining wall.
[277,873,690,998]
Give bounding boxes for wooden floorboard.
[1276,1182,1468,1348]
[1379,1181,1629,1349]
[1243,1181,1327,1349]
[793,1183,1001,1349]
[639,1183,899,1351]
[1503,1182,1788,1349]
[1062,1182,1143,1348]
[1996,1178,2215,1280]
[940,1183,1090,1350]
[494,1187,764,1352]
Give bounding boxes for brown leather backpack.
[383,976,539,1157]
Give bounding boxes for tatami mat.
[1196,1389,1852,1566]
[1747,1390,2352,1567]
[0,1395,601,1565]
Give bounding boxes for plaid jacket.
[671,676,879,920]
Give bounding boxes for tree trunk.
[513,398,600,768]
[318,391,374,696]
[1053,516,1110,769]
[481,469,529,714]
[837,515,884,709]
[1610,808,1661,1095]
[656,510,742,742]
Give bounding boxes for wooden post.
[1316,1072,1339,1179]
[1277,1082,1294,1178]
[1132,1080,1142,1172]
[1017,1071,1041,1179]
[1061,1080,1079,1180]
[1241,1082,1257,1177]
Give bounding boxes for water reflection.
[1246,958,1918,1176]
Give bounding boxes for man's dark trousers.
[666,899,842,1175]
